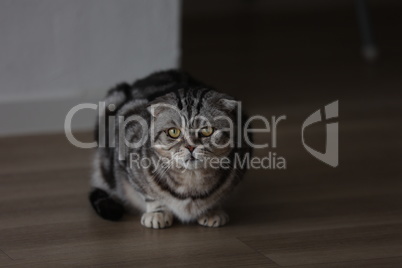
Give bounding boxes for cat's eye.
[200,127,214,137]
[167,128,181,139]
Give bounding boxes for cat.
[89,70,251,229]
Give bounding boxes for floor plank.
[282,257,402,268]
[0,250,13,264]
[239,223,402,266]
[0,133,93,175]
[1,223,276,267]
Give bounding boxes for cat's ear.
[218,98,238,112]
[147,104,161,118]
[147,103,178,117]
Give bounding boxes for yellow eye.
[167,128,181,138]
[200,127,214,137]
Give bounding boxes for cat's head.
[148,88,238,171]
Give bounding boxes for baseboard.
[0,96,99,137]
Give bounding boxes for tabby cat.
[89,70,251,229]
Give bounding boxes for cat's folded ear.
[218,98,238,112]
[147,104,163,118]
[147,102,181,118]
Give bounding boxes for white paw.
[141,211,173,229]
[197,210,229,227]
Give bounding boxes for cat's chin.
[178,159,204,171]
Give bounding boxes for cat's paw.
[141,211,173,229]
[197,210,229,227]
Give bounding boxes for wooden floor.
[1,106,401,267]
[1,2,402,267]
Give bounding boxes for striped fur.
[90,70,251,228]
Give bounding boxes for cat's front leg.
[141,200,173,229]
[197,209,229,228]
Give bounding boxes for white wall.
[0,0,181,135]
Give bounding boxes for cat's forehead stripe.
[196,88,211,114]
[174,88,183,110]
[185,89,193,119]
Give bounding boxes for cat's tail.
[89,188,125,221]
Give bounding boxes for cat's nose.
[185,145,195,153]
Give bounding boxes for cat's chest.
[165,197,209,221]
[161,171,218,221]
